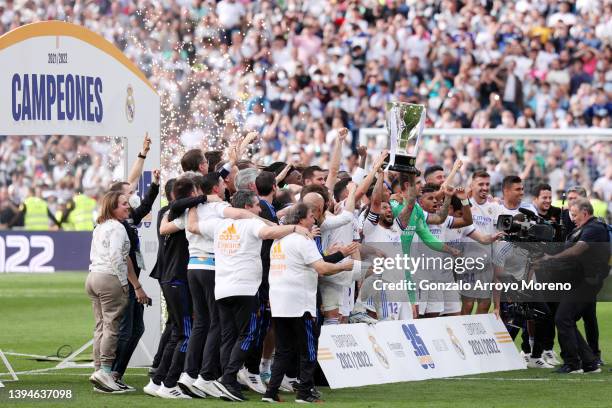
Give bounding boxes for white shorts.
[458,265,494,300]
[319,281,344,312]
[340,285,355,316]
[417,286,461,316]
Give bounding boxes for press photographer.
[492,212,558,368]
[539,198,611,373]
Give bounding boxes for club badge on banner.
[318,314,526,389]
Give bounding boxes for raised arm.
[397,179,417,229]
[370,170,385,214]
[325,128,348,191]
[127,133,151,190]
[131,169,160,225]
[447,187,473,229]
[426,185,453,225]
[355,150,388,201]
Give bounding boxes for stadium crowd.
[1,0,612,230]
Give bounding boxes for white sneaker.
[156,384,192,399]
[543,350,561,366]
[238,367,267,394]
[143,379,161,397]
[279,375,297,392]
[93,385,126,394]
[348,311,378,325]
[90,369,121,392]
[519,351,531,365]
[177,372,207,398]
[193,375,223,398]
[527,357,554,369]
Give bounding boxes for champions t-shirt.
[199,217,266,300]
[269,233,322,317]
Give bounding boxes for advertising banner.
[319,314,525,388]
[0,231,91,273]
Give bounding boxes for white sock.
[323,317,340,325]
[260,359,271,373]
[529,337,534,353]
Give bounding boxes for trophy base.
[385,155,420,175]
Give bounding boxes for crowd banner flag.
[318,314,525,388]
[0,21,161,367]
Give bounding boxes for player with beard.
[360,170,416,320]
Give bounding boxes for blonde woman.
[86,191,148,393]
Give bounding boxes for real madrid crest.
[126,85,135,122]
[446,326,466,360]
[368,334,390,369]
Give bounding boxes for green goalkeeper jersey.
[390,200,444,302]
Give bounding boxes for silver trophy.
[385,102,425,174]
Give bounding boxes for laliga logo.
[402,323,435,369]
[446,326,466,360]
[126,85,135,122]
[136,171,152,229]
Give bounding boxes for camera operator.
[526,184,561,223]
[540,198,610,374]
[492,214,554,369]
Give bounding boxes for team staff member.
[264,204,354,403]
[86,191,148,393]
[108,168,160,389]
[239,171,280,392]
[144,178,197,399]
[194,191,312,401]
[541,198,610,374]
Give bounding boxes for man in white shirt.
[193,191,311,401]
[264,203,353,403]
[461,171,520,314]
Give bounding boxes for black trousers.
[183,269,221,380]
[583,302,600,358]
[218,295,259,385]
[523,303,553,359]
[243,290,272,374]
[268,313,319,394]
[154,282,192,387]
[112,284,145,376]
[555,282,601,369]
[152,317,174,369]
[542,302,558,351]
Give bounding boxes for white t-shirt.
[199,217,266,300]
[173,202,229,269]
[269,233,322,317]
[320,210,353,250]
[325,201,359,248]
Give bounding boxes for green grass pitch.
[1,272,612,407]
